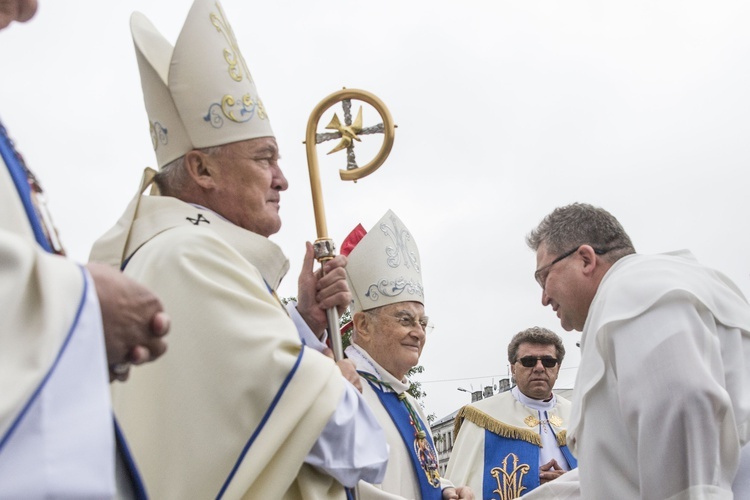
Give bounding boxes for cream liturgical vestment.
[446,388,575,500]
[90,189,351,499]
[0,121,120,497]
[347,344,452,499]
[568,251,750,499]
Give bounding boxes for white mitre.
[130,0,273,168]
[344,210,424,313]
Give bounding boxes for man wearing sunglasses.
[524,202,750,499]
[446,327,577,499]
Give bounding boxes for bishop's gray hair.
[153,145,224,196]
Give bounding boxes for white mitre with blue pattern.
[345,210,424,314]
[130,0,273,168]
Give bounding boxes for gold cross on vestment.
[524,415,563,428]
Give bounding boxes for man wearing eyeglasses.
[341,210,474,499]
[446,327,577,499]
[524,202,750,499]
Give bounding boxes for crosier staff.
[304,88,396,361]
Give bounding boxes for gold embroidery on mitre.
[209,2,250,83]
[490,452,530,500]
[221,94,256,123]
[205,94,263,128]
[256,98,267,119]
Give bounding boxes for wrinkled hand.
[539,458,566,484]
[296,242,351,337]
[322,347,362,392]
[86,263,169,382]
[443,486,474,499]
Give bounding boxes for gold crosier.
[304,88,396,360]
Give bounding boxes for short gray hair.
[507,326,566,365]
[153,145,224,196]
[526,202,635,264]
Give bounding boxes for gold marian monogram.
[490,452,530,500]
[524,414,563,428]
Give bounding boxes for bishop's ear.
[352,311,372,343]
[184,149,215,189]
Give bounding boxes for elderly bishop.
[342,210,473,500]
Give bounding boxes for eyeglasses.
[534,246,581,288]
[534,245,623,289]
[517,356,559,368]
[388,313,434,333]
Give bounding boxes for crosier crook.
[304,88,396,361]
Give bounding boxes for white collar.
[346,343,411,394]
[512,385,557,412]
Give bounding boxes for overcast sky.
[3,0,750,419]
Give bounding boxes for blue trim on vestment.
[216,346,307,499]
[365,380,442,499]
[120,255,132,271]
[560,445,577,470]
[544,411,577,471]
[114,418,148,499]
[0,265,87,451]
[0,119,53,252]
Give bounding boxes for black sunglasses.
[517,356,559,368]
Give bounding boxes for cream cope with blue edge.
[130,0,273,168]
[345,209,424,314]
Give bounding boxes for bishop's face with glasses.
[511,342,561,400]
[356,301,432,381]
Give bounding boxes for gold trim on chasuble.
[454,405,569,500]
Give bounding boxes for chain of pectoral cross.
[315,98,385,172]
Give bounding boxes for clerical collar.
[345,344,411,394]
[188,203,226,220]
[511,386,557,411]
